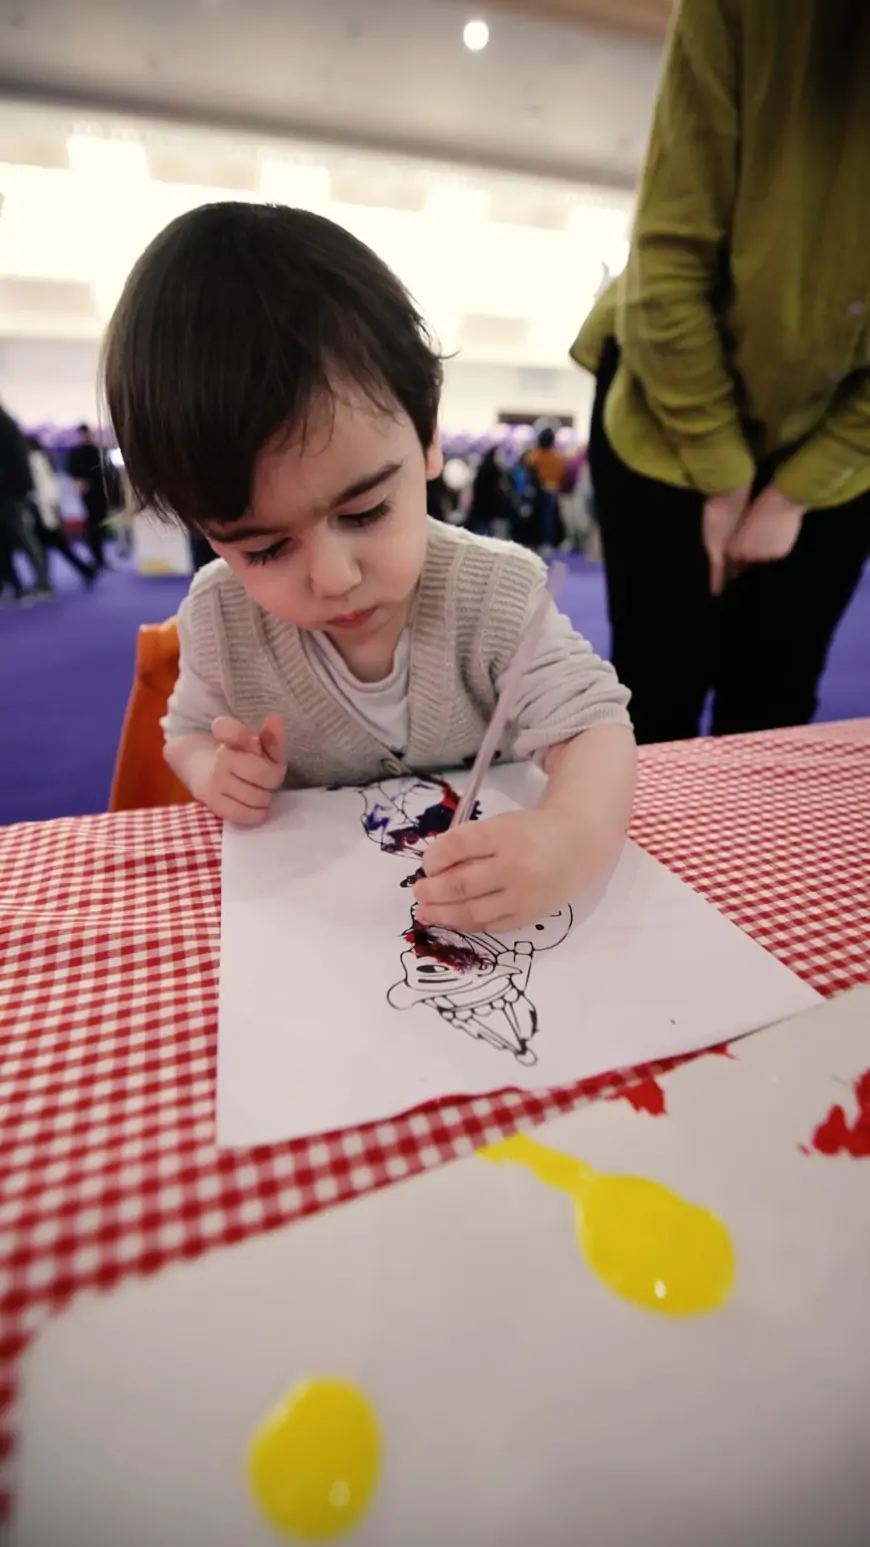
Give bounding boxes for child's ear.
[425,434,444,481]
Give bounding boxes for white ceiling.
[0,0,661,187]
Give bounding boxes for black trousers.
[29,502,94,583]
[0,499,50,594]
[588,344,870,743]
[0,507,24,597]
[83,494,108,569]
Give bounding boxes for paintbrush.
[450,561,567,828]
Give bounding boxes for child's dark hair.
[102,202,443,531]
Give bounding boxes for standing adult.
[467,448,514,537]
[26,436,96,588]
[0,402,51,603]
[524,426,567,551]
[68,423,109,571]
[572,0,870,743]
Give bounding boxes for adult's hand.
[727,487,807,569]
[702,484,752,596]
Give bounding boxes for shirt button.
[847,301,865,318]
[381,757,403,776]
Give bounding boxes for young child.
[104,202,635,932]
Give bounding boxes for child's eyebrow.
[326,459,403,511]
[207,460,405,544]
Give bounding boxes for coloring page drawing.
[360,778,573,1067]
[218,770,821,1145]
[361,778,480,860]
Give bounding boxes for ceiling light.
[463,19,489,51]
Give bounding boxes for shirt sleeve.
[773,373,870,508]
[619,0,755,496]
[502,596,632,762]
[161,598,232,739]
[569,281,618,374]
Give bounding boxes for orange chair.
[109,617,194,812]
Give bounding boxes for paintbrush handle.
[451,562,566,827]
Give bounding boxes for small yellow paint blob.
[481,1132,735,1316]
[247,1377,380,1540]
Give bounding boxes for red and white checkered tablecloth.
[1,722,869,1518]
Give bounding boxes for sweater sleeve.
[504,597,632,761]
[773,373,870,509]
[162,595,232,739]
[619,0,755,496]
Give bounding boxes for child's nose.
[307,535,362,599]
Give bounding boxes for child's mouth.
[327,607,378,630]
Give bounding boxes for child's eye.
[340,499,391,529]
[243,539,289,567]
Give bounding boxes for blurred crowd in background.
[0,406,599,605]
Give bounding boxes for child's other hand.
[204,714,286,825]
[414,809,580,933]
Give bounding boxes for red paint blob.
[606,1043,736,1118]
[807,1069,870,1158]
[403,923,492,973]
[611,1077,668,1116]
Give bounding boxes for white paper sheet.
[217,765,819,1146]
[16,990,870,1547]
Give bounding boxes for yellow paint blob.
[481,1132,735,1316]
[247,1377,380,1540]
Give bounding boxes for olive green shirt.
[572,0,870,509]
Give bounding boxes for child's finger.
[212,716,260,754]
[414,857,501,909]
[415,891,510,932]
[220,749,283,791]
[422,818,499,877]
[258,713,286,767]
[223,771,272,810]
[219,797,270,828]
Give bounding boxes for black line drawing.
[388,903,573,1066]
[359,777,573,1067]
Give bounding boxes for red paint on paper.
[403,923,491,974]
[607,1042,736,1119]
[806,1069,870,1159]
[611,1077,667,1116]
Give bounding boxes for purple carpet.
[1,548,868,827]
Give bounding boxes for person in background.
[0,402,52,604]
[560,446,594,553]
[466,447,515,537]
[26,436,97,589]
[573,0,870,744]
[524,425,566,552]
[68,423,110,571]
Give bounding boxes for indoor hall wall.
[0,339,596,440]
[0,337,100,426]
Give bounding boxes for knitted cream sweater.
[167,518,630,788]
